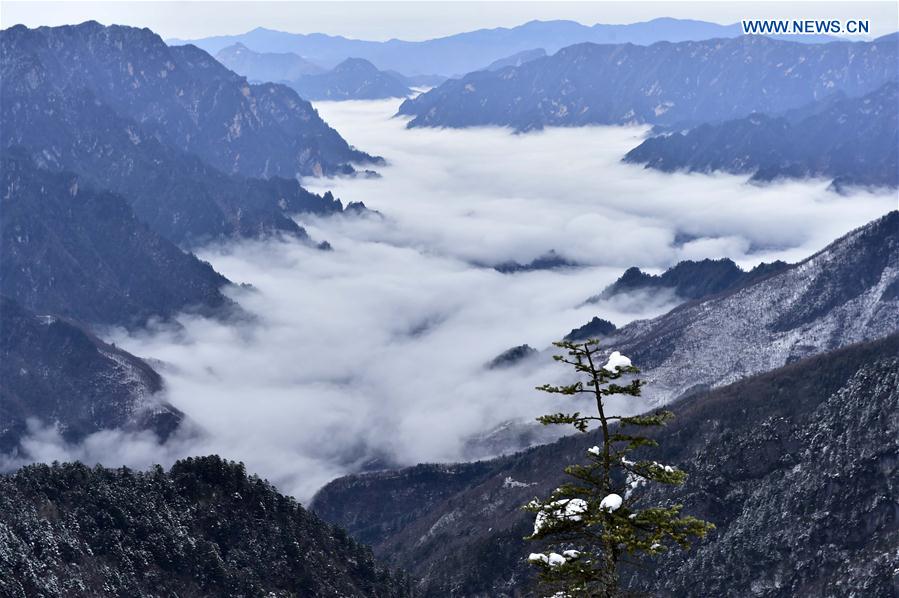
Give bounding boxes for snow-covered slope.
[604,211,899,403]
[0,297,181,452]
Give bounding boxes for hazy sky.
[3,1,896,41]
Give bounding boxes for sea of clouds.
[8,99,895,501]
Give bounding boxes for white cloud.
[7,98,894,502]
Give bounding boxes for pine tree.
[524,340,714,597]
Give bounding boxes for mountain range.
[3,22,377,180]
[625,81,899,188]
[1,22,369,245]
[286,58,411,101]
[0,21,374,456]
[215,41,325,81]
[2,16,898,597]
[216,44,411,100]
[313,332,899,596]
[0,455,412,596]
[169,18,837,77]
[398,34,898,131]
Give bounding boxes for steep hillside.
[398,35,897,131]
[584,211,899,404]
[0,152,231,326]
[0,455,412,597]
[0,297,180,453]
[313,334,899,597]
[1,22,358,245]
[625,81,899,188]
[1,21,376,178]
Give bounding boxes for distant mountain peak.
[334,56,379,72]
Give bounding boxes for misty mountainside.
[0,297,180,453]
[215,42,325,81]
[169,18,831,77]
[1,22,357,245]
[0,153,232,327]
[590,258,790,304]
[215,45,410,100]
[313,333,899,597]
[397,34,898,131]
[288,58,411,101]
[625,81,899,188]
[0,455,412,597]
[486,344,539,369]
[481,48,547,72]
[1,21,377,179]
[566,210,899,404]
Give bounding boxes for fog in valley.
[10,98,896,501]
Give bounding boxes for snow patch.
[533,498,588,534]
[603,351,631,371]
[599,493,623,512]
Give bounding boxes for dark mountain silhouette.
[593,258,790,303]
[563,316,617,341]
[493,250,580,273]
[486,344,538,369]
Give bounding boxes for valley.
[1,10,897,596]
[84,98,895,501]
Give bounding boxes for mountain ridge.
[313,333,899,596]
[592,211,899,403]
[0,455,413,596]
[624,81,899,188]
[397,35,897,131]
[1,21,362,245]
[168,17,839,76]
[2,21,378,178]
[0,152,233,327]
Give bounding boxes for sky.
[3,1,897,41]
[5,98,894,501]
